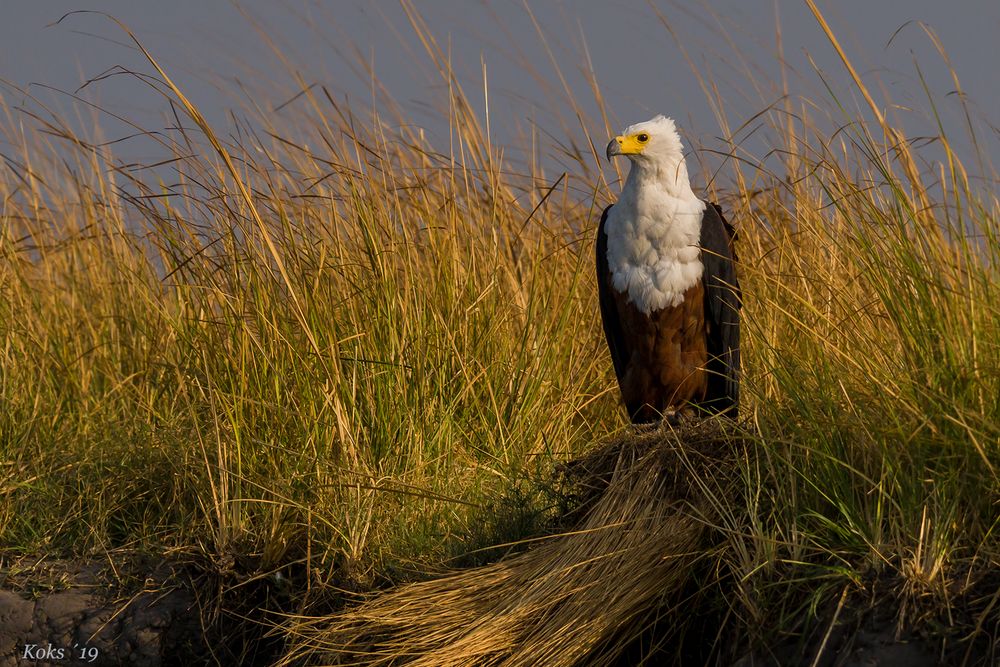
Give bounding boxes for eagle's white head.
[606,114,693,197]
[603,114,705,313]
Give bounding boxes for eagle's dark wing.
[596,205,629,386]
[700,202,741,418]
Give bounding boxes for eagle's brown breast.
[596,201,739,424]
[607,278,709,423]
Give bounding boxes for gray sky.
[1,1,997,183]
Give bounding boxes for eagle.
[598,115,740,424]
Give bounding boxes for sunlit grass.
[1,2,998,661]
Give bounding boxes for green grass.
[2,3,999,661]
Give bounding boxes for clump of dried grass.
[279,421,744,666]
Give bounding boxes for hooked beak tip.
[606,138,620,161]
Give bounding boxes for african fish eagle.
[598,115,740,424]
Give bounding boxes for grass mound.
[279,421,744,666]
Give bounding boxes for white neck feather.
[624,151,698,200]
[605,160,705,314]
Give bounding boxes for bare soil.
[0,557,202,667]
[2,556,995,666]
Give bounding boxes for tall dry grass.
[0,2,998,663]
[0,11,619,575]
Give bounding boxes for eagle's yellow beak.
[606,134,645,160]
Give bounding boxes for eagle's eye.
[636,133,650,143]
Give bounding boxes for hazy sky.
[1,1,997,177]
